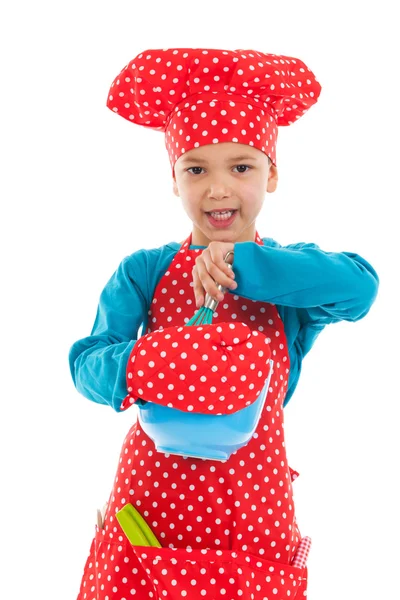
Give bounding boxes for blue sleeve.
[68,254,149,412]
[231,241,379,325]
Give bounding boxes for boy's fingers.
[224,262,236,279]
[192,266,204,307]
[210,262,238,291]
[222,262,235,279]
[210,246,235,278]
[195,260,221,302]
[195,256,237,303]
[202,256,237,291]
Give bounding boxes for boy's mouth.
[205,209,238,228]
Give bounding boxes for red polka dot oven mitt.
[121,322,272,415]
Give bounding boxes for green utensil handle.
[116,503,162,548]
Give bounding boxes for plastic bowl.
[135,359,274,461]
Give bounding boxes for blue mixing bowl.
[135,359,274,461]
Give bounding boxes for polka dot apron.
[77,232,309,599]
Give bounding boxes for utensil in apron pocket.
[96,501,108,529]
[116,503,162,547]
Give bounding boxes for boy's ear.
[267,165,278,193]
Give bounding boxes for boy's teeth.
[210,210,234,219]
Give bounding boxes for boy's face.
[173,142,278,246]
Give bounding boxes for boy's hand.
[192,241,237,307]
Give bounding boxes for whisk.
[186,251,234,326]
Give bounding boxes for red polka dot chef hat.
[106,47,322,177]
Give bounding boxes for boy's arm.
[231,241,379,325]
[68,254,148,412]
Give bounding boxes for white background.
[1,1,398,598]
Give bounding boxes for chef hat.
[121,321,272,416]
[106,48,322,178]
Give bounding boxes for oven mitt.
[121,322,272,415]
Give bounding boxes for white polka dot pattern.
[76,231,310,599]
[106,47,322,177]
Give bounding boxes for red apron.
[77,232,310,599]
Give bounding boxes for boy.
[69,48,379,600]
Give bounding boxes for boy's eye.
[187,165,252,175]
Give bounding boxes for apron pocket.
[93,526,157,599]
[133,545,308,600]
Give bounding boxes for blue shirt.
[68,237,379,412]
